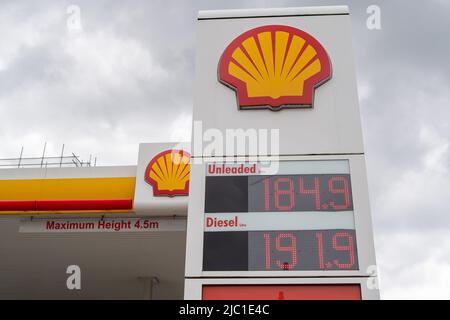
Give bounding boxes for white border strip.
[206,160,349,176]
[204,211,354,232]
[198,6,349,20]
[19,217,186,233]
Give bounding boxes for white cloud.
[378,231,450,299]
[0,1,190,165]
[369,117,450,298]
[169,111,192,142]
[357,81,372,101]
[62,31,168,91]
[419,126,449,173]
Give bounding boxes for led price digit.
[263,231,356,270]
[263,232,297,270]
[328,176,350,210]
[332,232,355,269]
[262,175,352,212]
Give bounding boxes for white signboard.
[134,142,190,216]
[185,6,378,299]
[191,7,364,157]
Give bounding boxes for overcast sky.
[1,0,449,299]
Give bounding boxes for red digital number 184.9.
[263,175,350,211]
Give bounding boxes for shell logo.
[144,149,190,197]
[219,25,331,110]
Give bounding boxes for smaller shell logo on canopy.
[219,25,331,110]
[144,149,190,196]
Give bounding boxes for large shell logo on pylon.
[219,25,331,110]
[144,149,190,196]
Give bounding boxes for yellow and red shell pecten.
[144,149,190,196]
[219,25,331,110]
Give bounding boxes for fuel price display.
[202,160,359,272]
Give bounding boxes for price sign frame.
[185,154,377,278]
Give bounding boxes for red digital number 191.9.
[264,231,356,270]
